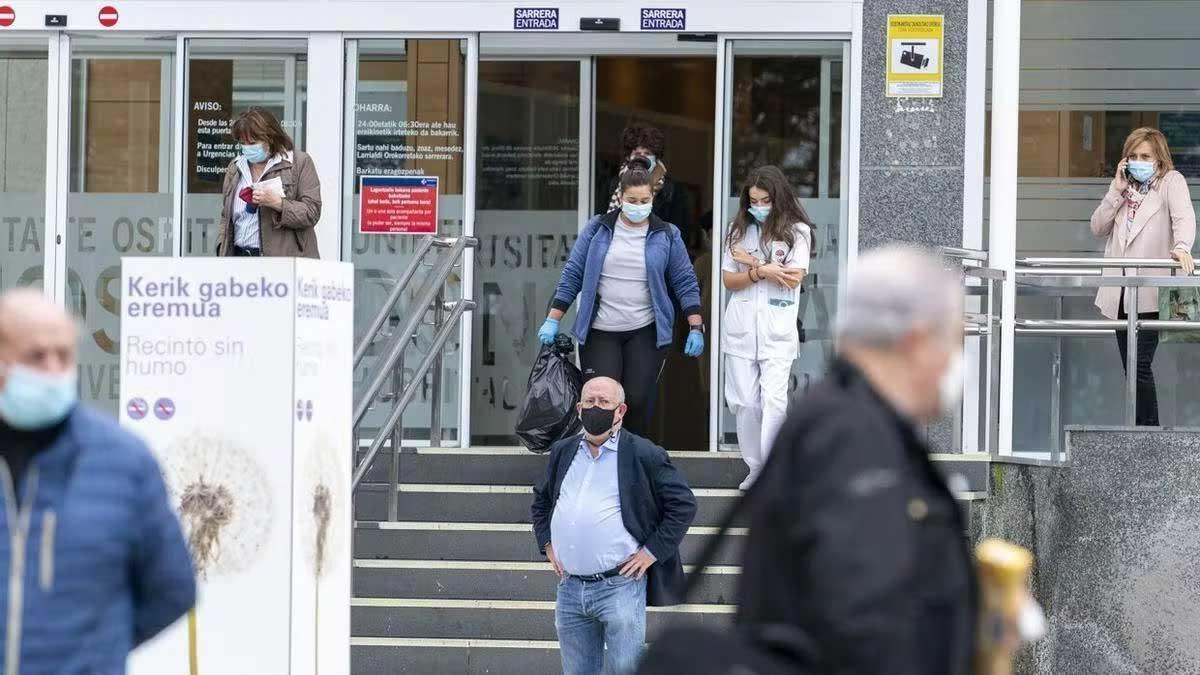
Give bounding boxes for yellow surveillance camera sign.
[887,14,944,98]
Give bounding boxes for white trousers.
[724,354,792,479]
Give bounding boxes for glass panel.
[472,60,580,445]
[992,1,1200,450]
[718,41,847,448]
[345,39,467,443]
[593,56,716,449]
[67,37,176,416]
[0,40,48,293]
[182,39,308,257]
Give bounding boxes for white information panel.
[119,257,353,675]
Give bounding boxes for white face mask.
[938,350,965,415]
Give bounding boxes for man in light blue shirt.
[532,377,697,675]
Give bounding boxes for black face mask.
[580,406,617,436]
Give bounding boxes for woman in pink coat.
[1090,127,1197,426]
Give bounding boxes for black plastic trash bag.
[515,334,583,454]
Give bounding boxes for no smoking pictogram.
[98,5,118,27]
[0,6,15,27]
[127,397,148,421]
[154,398,175,420]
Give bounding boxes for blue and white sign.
[514,7,559,30]
[640,7,686,30]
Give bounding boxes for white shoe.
[738,473,757,491]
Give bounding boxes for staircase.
[350,446,750,674]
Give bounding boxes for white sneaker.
[738,473,757,491]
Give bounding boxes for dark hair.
[726,165,813,255]
[231,107,295,156]
[620,121,665,158]
[619,157,653,195]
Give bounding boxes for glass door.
[471,59,584,444]
[0,37,50,295]
[181,38,308,257]
[344,37,471,444]
[715,39,850,449]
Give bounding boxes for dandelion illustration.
[161,432,273,675]
[303,432,347,673]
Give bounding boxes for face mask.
[0,364,78,431]
[1127,160,1155,184]
[938,350,964,415]
[241,143,269,164]
[749,205,771,223]
[621,201,653,223]
[633,153,657,172]
[580,405,617,436]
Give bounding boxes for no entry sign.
[98,5,118,27]
[0,6,15,27]
[359,175,439,235]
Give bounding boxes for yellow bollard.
[974,538,1036,675]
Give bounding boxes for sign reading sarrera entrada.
[640,7,686,30]
[514,7,559,30]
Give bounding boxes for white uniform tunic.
[720,222,811,488]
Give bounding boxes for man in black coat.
[532,376,697,675]
[735,246,977,675]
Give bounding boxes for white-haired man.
[733,246,975,674]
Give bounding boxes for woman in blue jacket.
[538,160,705,438]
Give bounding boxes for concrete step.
[356,447,749,488]
[353,560,741,605]
[353,522,747,566]
[353,639,561,675]
[352,484,743,525]
[352,598,733,642]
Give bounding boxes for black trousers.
[579,324,668,440]
[1115,296,1160,427]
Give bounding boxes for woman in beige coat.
[217,107,321,258]
[1090,127,1196,425]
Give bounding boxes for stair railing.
[351,235,478,519]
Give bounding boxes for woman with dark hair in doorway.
[540,158,705,439]
[217,106,321,258]
[598,121,693,244]
[721,165,812,489]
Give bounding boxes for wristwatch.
[689,322,705,333]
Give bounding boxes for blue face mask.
[241,143,269,164]
[749,205,772,223]
[0,364,78,431]
[633,153,657,172]
[621,201,653,223]
[1128,160,1155,184]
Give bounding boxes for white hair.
[837,246,962,347]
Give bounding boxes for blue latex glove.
[538,317,559,345]
[684,329,705,357]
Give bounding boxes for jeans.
[1115,303,1160,427]
[579,324,668,440]
[555,574,647,675]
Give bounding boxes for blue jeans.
[555,574,647,675]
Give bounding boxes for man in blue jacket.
[531,376,697,675]
[0,289,195,674]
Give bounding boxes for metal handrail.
[353,236,477,427]
[353,235,459,368]
[352,297,476,490]
[1018,256,1197,271]
[942,247,1004,456]
[1014,267,1200,432]
[942,246,990,262]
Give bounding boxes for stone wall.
[976,428,1200,674]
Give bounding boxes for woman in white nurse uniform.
[720,166,812,490]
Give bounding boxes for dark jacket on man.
[735,358,977,675]
[532,430,697,606]
[0,405,195,674]
[217,150,321,258]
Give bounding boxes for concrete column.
[857,0,969,251]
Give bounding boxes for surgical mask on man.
[938,350,965,415]
[749,205,771,223]
[1127,160,1155,184]
[0,364,78,430]
[621,201,653,223]
[241,143,270,164]
[580,405,617,436]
